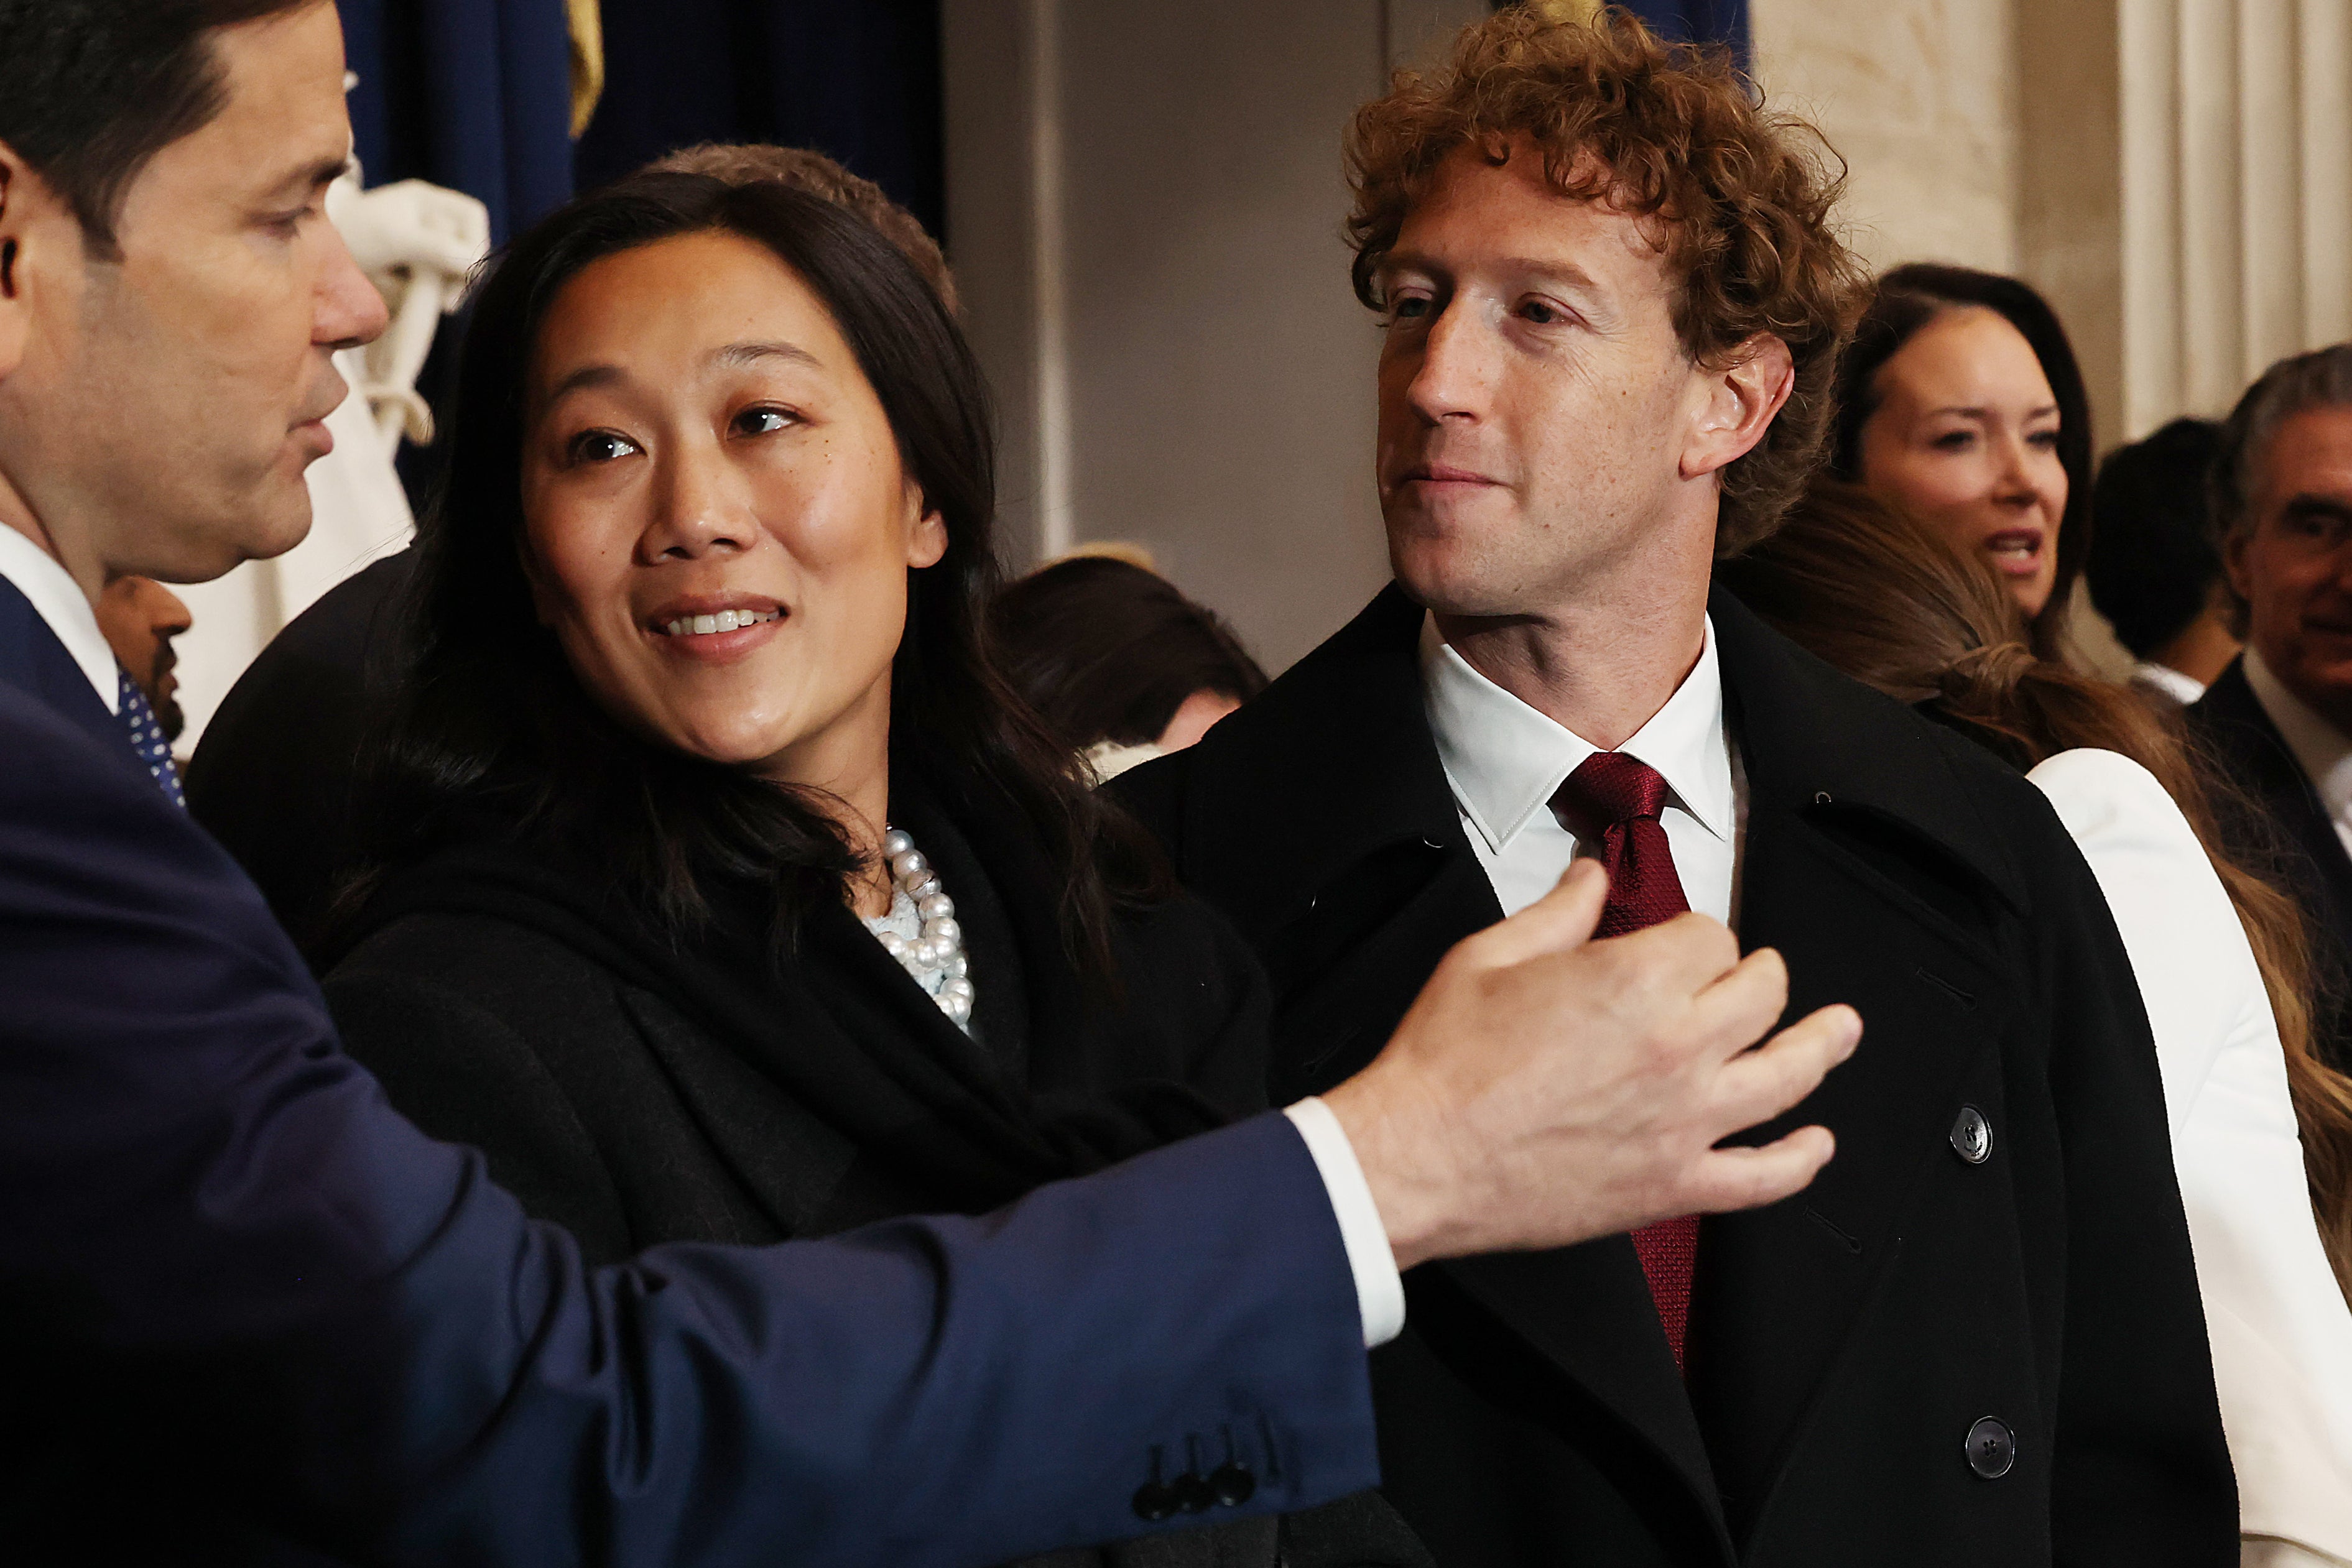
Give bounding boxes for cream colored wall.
[944,0,1486,674]
[1751,0,2140,676]
[1749,0,2019,277]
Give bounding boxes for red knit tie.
[1553,752,1702,1371]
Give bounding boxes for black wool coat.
[2188,655,2352,1073]
[323,775,1289,1567]
[1114,585,2236,1568]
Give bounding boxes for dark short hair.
[989,556,1267,750]
[364,172,1158,975]
[1830,263,2095,658]
[0,0,312,252]
[2083,418,2224,659]
[2212,343,2352,548]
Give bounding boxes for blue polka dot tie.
[118,666,185,808]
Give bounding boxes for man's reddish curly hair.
[1346,8,1863,555]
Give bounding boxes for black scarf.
[333,770,1246,1215]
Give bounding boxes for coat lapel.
[2195,658,2352,929]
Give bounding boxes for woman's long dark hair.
[1827,263,2095,660]
[1723,482,2352,1295]
[353,171,1160,979]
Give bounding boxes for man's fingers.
[1711,1003,1862,1130]
[1468,858,1608,967]
[1680,944,1791,1059]
[1683,1125,1838,1213]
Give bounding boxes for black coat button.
[1950,1105,1992,1164]
[1171,1470,1215,1514]
[1210,1459,1257,1507]
[1131,1480,1178,1522]
[1966,1416,2016,1478]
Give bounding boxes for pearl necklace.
[864,826,976,1030]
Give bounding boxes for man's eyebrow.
[1379,250,1603,293]
[260,152,355,204]
[2279,492,2352,520]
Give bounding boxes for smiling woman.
[313,177,1280,1564]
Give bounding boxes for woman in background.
[1829,264,2094,656]
[991,554,1267,782]
[1723,485,2352,1567]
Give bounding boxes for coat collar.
[1168,584,1465,938]
[1179,581,2032,924]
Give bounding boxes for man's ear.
[1681,333,1795,481]
[2222,521,2254,606]
[0,145,28,379]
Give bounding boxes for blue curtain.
[1490,1,1751,73]
[341,1,943,249]
[1621,0,1749,68]
[573,0,943,244]
[339,0,578,245]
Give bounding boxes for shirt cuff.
[1284,1095,1407,1347]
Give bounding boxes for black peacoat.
[1116,584,2236,1567]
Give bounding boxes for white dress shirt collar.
[0,523,119,715]
[1420,611,1733,857]
[2131,661,2208,707]
[2243,645,2352,831]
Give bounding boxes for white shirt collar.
[0,524,119,714]
[1420,611,1733,855]
[2131,661,2207,706]
[2243,645,2352,823]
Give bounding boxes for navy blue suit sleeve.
[0,685,1377,1566]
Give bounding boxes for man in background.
[2085,416,2238,706]
[95,573,192,739]
[2191,344,2352,1073]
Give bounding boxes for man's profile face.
[94,575,192,741]
[1373,139,1708,619]
[2227,404,2352,728]
[0,0,385,586]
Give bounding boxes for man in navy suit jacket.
[0,2,1858,1561]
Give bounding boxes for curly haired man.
[1119,12,2235,1565]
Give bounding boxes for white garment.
[1083,738,1164,783]
[0,524,117,714]
[1420,612,1741,921]
[1285,1098,1405,1347]
[2029,749,2352,1566]
[2133,660,2208,707]
[2244,647,2352,866]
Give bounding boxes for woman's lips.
[1981,528,2047,578]
[643,599,787,663]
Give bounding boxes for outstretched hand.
[1323,859,1857,1270]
